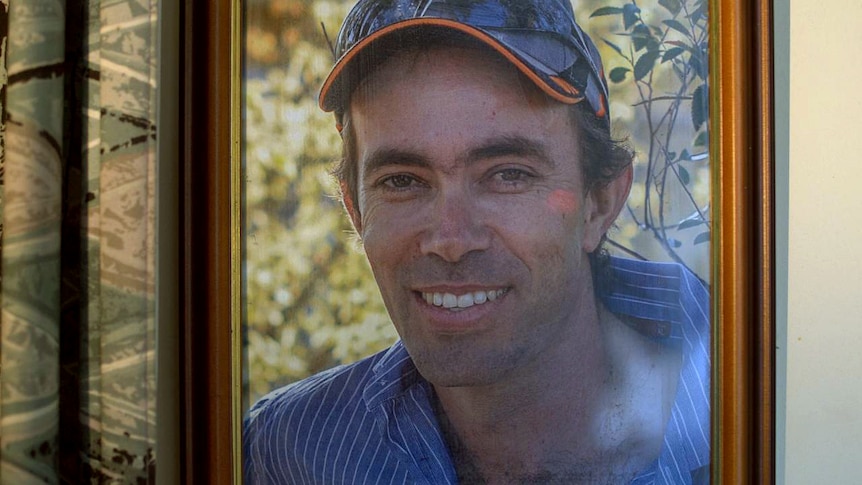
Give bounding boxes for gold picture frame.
[178,0,775,482]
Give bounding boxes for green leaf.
[663,19,690,37]
[691,47,708,80]
[609,67,630,83]
[591,6,624,17]
[633,50,661,80]
[679,148,690,161]
[659,0,683,15]
[662,47,685,62]
[678,166,691,185]
[623,4,642,30]
[694,231,710,245]
[694,130,708,147]
[690,0,708,24]
[631,24,654,52]
[668,238,683,248]
[692,84,709,130]
[678,218,706,231]
[667,151,677,161]
[603,39,624,57]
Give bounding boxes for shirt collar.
[363,340,423,411]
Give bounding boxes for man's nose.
[419,189,491,262]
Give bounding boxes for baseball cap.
[319,0,610,127]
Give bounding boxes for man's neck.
[431,304,680,483]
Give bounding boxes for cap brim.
[318,18,587,114]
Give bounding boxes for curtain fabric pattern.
[84,0,159,480]
[0,0,160,482]
[1,1,65,481]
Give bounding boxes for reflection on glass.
[243,0,709,481]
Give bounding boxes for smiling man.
[244,1,710,484]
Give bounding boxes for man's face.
[348,47,622,388]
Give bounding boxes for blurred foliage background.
[242,0,710,408]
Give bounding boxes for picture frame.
[178,0,775,482]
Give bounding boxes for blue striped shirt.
[245,257,710,484]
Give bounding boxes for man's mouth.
[421,289,507,310]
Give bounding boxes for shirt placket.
[375,383,458,484]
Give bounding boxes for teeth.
[421,289,506,309]
[457,294,473,307]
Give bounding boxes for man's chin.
[407,343,523,389]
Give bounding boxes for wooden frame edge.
[757,1,776,481]
[180,0,236,482]
[231,0,246,482]
[712,0,775,483]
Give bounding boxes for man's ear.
[582,164,633,252]
[340,180,363,235]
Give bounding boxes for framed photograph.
[179,0,775,483]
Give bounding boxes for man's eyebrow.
[466,135,556,168]
[361,136,555,178]
[361,148,431,177]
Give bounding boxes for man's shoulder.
[243,347,395,474]
[246,347,389,429]
[244,345,414,482]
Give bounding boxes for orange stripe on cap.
[319,18,586,111]
[550,75,580,96]
[595,94,606,118]
[596,66,608,118]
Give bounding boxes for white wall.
[777,0,862,482]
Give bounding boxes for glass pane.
[242,0,710,481]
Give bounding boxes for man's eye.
[382,174,419,189]
[485,167,536,193]
[496,168,529,182]
[491,168,535,185]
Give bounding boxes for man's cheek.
[357,196,386,239]
[546,189,579,215]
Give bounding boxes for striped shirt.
[244,257,710,484]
